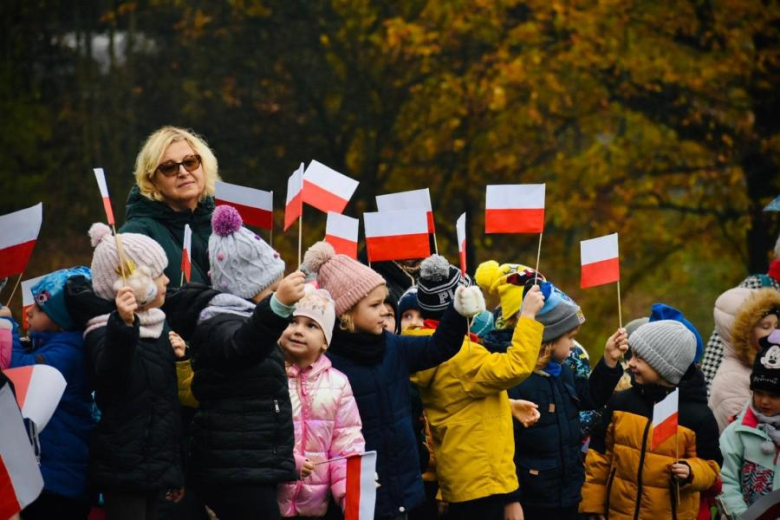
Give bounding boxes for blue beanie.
[524,281,586,342]
[470,310,495,338]
[397,286,420,321]
[32,266,91,331]
[649,303,704,363]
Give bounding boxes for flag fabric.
[302,160,359,214]
[0,204,43,280]
[742,488,780,520]
[376,189,435,233]
[21,275,46,330]
[364,210,430,263]
[456,213,467,275]
[284,163,305,231]
[651,388,679,450]
[580,233,620,289]
[3,365,67,431]
[485,184,545,234]
[765,195,780,212]
[215,181,273,230]
[344,451,377,520]
[93,168,115,226]
[0,382,44,519]
[181,224,192,283]
[325,212,359,260]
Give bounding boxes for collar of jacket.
[286,353,332,378]
[328,327,386,365]
[125,185,215,226]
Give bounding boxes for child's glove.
[454,286,486,318]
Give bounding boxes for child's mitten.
[454,286,486,318]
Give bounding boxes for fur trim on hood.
[731,288,780,367]
[714,288,754,356]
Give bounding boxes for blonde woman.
[121,126,220,287]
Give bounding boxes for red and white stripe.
[0,204,43,280]
[302,160,359,214]
[181,224,192,283]
[0,382,44,519]
[580,233,620,289]
[21,275,46,331]
[93,168,115,226]
[284,163,305,231]
[485,184,545,234]
[3,365,67,432]
[376,189,435,233]
[344,451,377,520]
[456,213,467,275]
[215,181,273,230]
[651,388,679,450]
[364,210,430,263]
[325,212,359,260]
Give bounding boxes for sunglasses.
[155,154,202,177]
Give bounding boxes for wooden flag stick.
[5,273,22,307]
[269,225,274,248]
[180,272,185,287]
[675,429,681,504]
[112,225,129,284]
[297,214,303,268]
[314,455,350,466]
[433,231,439,255]
[617,280,623,329]
[533,232,544,284]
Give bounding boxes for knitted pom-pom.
[89,223,113,248]
[212,205,243,236]
[303,241,335,273]
[474,260,501,293]
[420,255,451,282]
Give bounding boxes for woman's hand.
[115,286,138,326]
[275,271,307,306]
[603,328,628,368]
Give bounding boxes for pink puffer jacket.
[277,354,365,518]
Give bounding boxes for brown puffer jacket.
[580,366,722,520]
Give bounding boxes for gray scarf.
[198,293,255,323]
[750,404,780,454]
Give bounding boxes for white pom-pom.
[303,241,335,273]
[454,285,486,318]
[89,223,113,248]
[420,255,451,282]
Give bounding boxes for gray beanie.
[209,205,285,299]
[525,281,585,342]
[629,320,696,385]
[625,317,649,338]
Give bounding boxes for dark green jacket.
[120,186,214,288]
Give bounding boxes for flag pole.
[5,273,22,307]
[112,225,129,284]
[617,280,623,329]
[269,191,274,248]
[297,214,303,268]
[533,232,543,284]
[675,429,681,504]
[433,231,439,255]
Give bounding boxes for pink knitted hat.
[303,241,385,316]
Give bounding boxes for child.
[162,205,300,520]
[719,329,780,518]
[277,288,365,518]
[382,296,397,334]
[406,255,544,520]
[397,287,424,331]
[82,223,183,520]
[580,321,722,520]
[302,242,479,519]
[507,282,626,520]
[8,267,96,519]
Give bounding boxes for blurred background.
[1,0,778,354]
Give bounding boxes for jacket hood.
[30,330,85,351]
[125,185,215,226]
[714,288,754,356]
[731,289,780,367]
[285,352,332,379]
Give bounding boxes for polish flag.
[93,168,115,226]
[303,160,359,214]
[0,382,44,519]
[376,189,436,233]
[284,163,304,231]
[485,184,545,234]
[181,224,192,283]
[3,365,67,431]
[651,388,679,450]
[344,451,377,520]
[325,212,359,260]
[456,213,467,275]
[21,275,46,330]
[0,204,43,280]
[215,181,273,230]
[364,210,430,263]
[580,233,620,289]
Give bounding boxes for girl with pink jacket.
[277,288,365,518]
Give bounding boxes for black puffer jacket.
[165,287,297,486]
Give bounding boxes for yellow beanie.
[475,261,544,323]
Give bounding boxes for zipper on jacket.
[605,467,617,517]
[633,419,652,520]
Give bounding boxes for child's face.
[753,314,778,349]
[628,352,667,386]
[400,309,424,331]
[753,389,780,417]
[381,303,396,333]
[280,316,327,365]
[27,304,60,333]
[352,285,389,335]
[140,274,170,310]
[550,329,578,363]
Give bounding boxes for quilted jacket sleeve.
[717,422,748,518]
[330,376,365,508]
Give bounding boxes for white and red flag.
[181,224,192,283]
[364,210,430,263]
[580,233,620,289]
[344,451,377,520]
[485,184,545,234]
[0,204,43,280]
[302,160,359,214]
[651,388,679,450]
[93,168,115,226]
[215,181,273,230]
[376,189,435,233]
[3,365,67,431]
[0,382,44,519]
[21,274,46,330]
[325,212,359,260]
[284,163,305,231]
[456,213,467,275]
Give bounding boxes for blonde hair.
[134,126,220,202]
[339,311,356,333]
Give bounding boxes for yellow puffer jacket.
[409,317,543,503]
